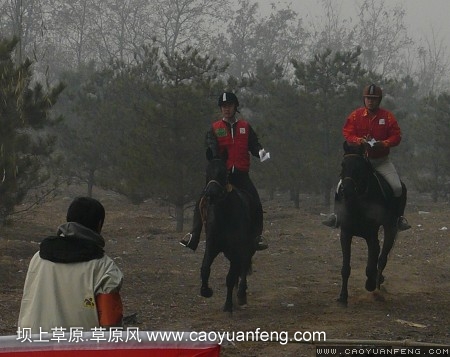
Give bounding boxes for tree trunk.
[87,169,95,198]
[290,188,300,209]
[268,186,274,200]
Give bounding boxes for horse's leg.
[200,245,219,298]
[236,248,252,306]
[237,270,248,306]
[338,230,352,305]
[365,231,380,292]
[224,259,240,313]
[377,224,397,289]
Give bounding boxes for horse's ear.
[344,140,365,155]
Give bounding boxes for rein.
[204,179,222,191]
[200,180,233,224]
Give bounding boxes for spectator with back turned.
[18,197,123,333]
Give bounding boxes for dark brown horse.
[199,158,256,312]
[336,142,403,305]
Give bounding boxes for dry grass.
[1,186,449,356]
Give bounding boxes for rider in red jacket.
[323,84,410,231]
[180,92,268,251]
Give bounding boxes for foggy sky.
[257,0,450,50]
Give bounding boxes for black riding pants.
[229,170,264,237]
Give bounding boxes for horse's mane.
[343,141,365,156]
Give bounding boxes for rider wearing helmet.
[322,84,410,231]
[180,92,269,251]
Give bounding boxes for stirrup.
[179,233,193,247]
[397,216,411,231]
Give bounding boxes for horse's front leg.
[224,259,240,313]
[200,242,219,298]
[237,273,248,306]
[338,230,352,305]
[237,252,252,306]
[365,232,380,292]
[377,224,397,289]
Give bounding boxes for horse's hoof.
[223,304,233,313]
[371,290,386,302]
[201,287,213,298]
[237,296,247,306]
[365,278,376,292]
[336,297,348,306]
[237,292,247,306]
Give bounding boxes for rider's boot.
[322,191,341,228]
[180,199,203,251]
[395,185,411,231]
[322,213,339,228]
[397,216,411,231]
[255,235,268,251]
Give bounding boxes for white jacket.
[18,222,123,334]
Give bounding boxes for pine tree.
[0,37,65,222]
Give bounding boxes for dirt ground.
[1,185,449,356]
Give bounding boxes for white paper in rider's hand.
[260,151,270,162]
[367,138,377,147]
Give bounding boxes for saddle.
[336,167,394,204]
[371,171,394,203]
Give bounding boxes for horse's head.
[340,141,371,198]
[204,158,229,202]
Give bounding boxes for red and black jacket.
[206,118,262,173]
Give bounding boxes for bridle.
[204,179,225,192]
[204,179,233,199]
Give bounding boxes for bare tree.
[89,0,153,65]
[414,28,450,97]
[149,0,227,57]
[253,4,308,76]
[306,0,354,55]
[48,0,98,68]
[212,0,259,78]
[353,0,413,77]
[213,0,308,79]
[0,0,48,63]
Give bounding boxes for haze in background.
[258,0,450,50]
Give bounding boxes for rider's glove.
[259,149,266,159]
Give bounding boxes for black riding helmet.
[362,84,382,104]
[218,92,239,107]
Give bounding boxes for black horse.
[199,158,257,313]
[336,142,403,305]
